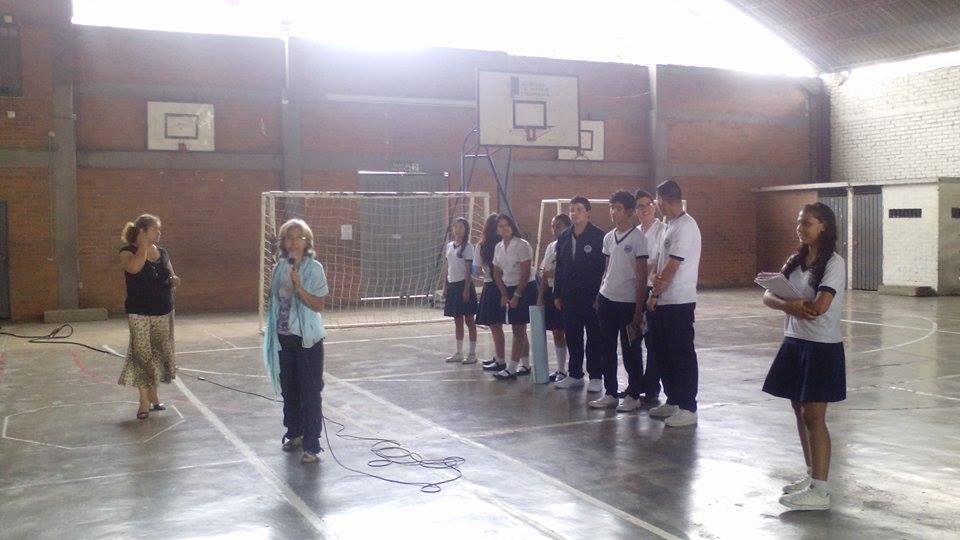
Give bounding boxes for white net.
[260,191,490,329]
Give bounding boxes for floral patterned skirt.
[118,312,176,388]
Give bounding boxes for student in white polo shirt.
[491,214,537,380]
[761,202,846,511]
[647,180,701,427]
[441,217,478,364]
[589,191,649,411]
[635,189,665,404]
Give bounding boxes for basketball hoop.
[525,128,538,141]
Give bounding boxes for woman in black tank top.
[117,214,180,420]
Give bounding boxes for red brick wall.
[73,27,285,314]
[756,190,818,274]
[657,65,812,287]
[0,169,58,317]
[77,169,280,313]
[0,2,57,318]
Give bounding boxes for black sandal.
[482,362,506,372]
[515,365,532,376]
[136,410,149,420]
[151,403,166,411]
[493,369,517,380]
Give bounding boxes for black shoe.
[481,358,499,368]
[549,371,567,382]
[515,365,532,376]
[493,369,517,380]
[483,362,506,372]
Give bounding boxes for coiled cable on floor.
[190,373,465,493]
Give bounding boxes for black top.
[120,245,174,316]
[553,222,606,300]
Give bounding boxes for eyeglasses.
[284,236,307,242]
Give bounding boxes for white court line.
[172,377,336,538]
[178,367,267,379]
[339,368,465,382]
[326,373,681,540]
[886,385,960,403]
[202,328,239,349]
[466,416,622,439]
[847,316,939,355]
[392,343,446,355]
[0,459,246,492]
[177,346,259,355]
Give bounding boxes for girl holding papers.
[760,203,846,512]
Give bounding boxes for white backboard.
[147,101,215,151]
[558,120,605,161]
[477,71,580,148]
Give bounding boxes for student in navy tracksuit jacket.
[552,196,606,391]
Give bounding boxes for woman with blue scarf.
[263,219,329,464]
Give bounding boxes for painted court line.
[172,377,336,538]
[178,367,267,379]
[202,328,239,349]
[327,373,682,540]
[339,368,465,382]
[0,459,246,492]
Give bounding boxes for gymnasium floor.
[1,289,958,539]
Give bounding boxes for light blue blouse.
[262,256,329,394]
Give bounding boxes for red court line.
[72,351,109,385]
[0,352,6,383]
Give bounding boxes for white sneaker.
[616,396,642,412]
[649,404,679,418]
[462,353,478,364]
[664,409,697,427]
[554,376,584,389]
[779,486,830,511]
[445,353,464,363]
[586,379,604,393]
[588,394,619,409]
[782,476,811,494]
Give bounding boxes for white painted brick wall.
[827,66,960,183]
[882,185,939,288]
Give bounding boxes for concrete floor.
[1,288,958,539]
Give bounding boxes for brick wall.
[881,184,940,288]
[0,169,58,317]
[2,17,819,317]
[656,65,813,287]
[756,190,817,274]
[0,1,57,318]
[73,26,284,314]
[827,66,960,183]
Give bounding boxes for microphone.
[287,256,298,270]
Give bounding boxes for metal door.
[358,172,448,301]
[818,188,848,259]
[852,186,883,290]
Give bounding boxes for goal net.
[260,191,490,329]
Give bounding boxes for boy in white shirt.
[590,191,649,411]
[647,180,701,427]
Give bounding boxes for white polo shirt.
[539,240,558,288]
[784,253,846,343]
[655,212,701,305]
[600,227,649,303]
[640,219,666,288]
[445,241,475,283]
[493,238,536,287]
